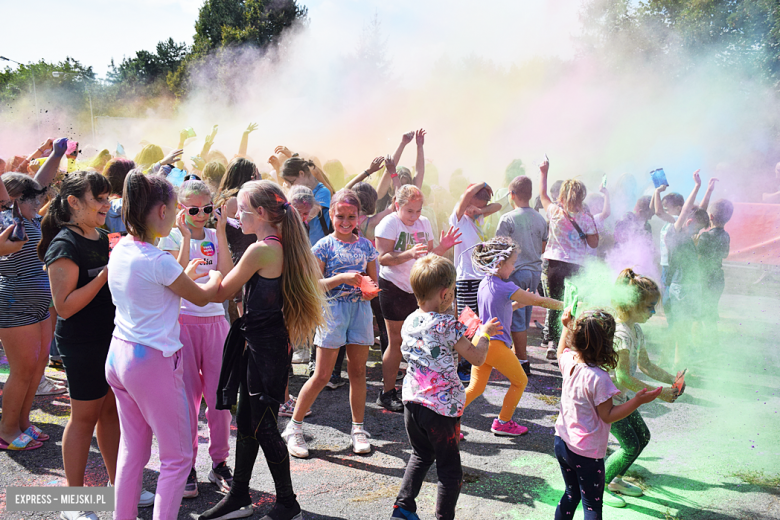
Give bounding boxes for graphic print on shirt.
[312,236,378,302]
[394,230,430,252]
[200,241,216,257]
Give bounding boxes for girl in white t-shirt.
[374,184,461,412]
[555,308,661,520]
[158,179,234,498]
[105,172,222,520]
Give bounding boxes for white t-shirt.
[108,237,185,356]
[609,322,645,404]
[375,212,434,294]
[659,217,678,267]
[449,211,487,281]
[158,228,225,317]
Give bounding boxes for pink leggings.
[105,337,192,520]
[179,314,231,468]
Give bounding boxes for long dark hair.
[566,309,619,370]
[122,170,175,241]
[218,157,257,194]
[37,171,111,261]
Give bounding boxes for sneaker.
[198,491,254,519]
[351,426,371,454]
[376,389,404,413]
[209,461,233,493]
[545,343,557,360]
[291,349,308,364]
[138,489,155,508]
[183,468,199,498]
[459,432,465,441]
[304,361,316,378]
[490,418,529,436]
[396,370,405,382]
[457,369,471,383]
[49,356,64,369]
[36,378,67,396]
[603,490,627,508]
[325,373,347,389]
[521,361,531,377]
[60,512,98,520]
[281,424,309,458]
[278,396,311,418]
[608,477,643,497]
[259,500,302,520]
[390,505,421,519]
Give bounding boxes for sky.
[2,0,583,81]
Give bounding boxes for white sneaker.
[351,427,371,454]
[60,512,98,520]
[282,424,309,458]
[608,477,644,497]
[107,481,155,508]
[36,378,67,396]
[291,349,308,364]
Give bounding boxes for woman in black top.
[38,172,121,502]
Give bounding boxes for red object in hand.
[672,370,686,396]
[360,275,380,299]
[459,306,482,339]
[108,233,122,256]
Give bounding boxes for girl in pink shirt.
[554,308,661,520]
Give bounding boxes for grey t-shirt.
[496,207,549,272]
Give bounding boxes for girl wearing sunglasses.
[158,179,235,498]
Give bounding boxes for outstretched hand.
[415,128,426,146]
[636,386,664,404]
[707,178,719,191]
[52,138,68,157]
[185,259,207,280]
[401,131,414,145]
[275,145,292,158]
[384,154,396,174]
[479,317,503,339]
[205,125,219,145]
[693,169,701,186]
[540,156,550,176]
[367,156,384,174]
[439,226,463,250]
[162,149,183,166]
[191,156,206,170]
[245,123,259,134]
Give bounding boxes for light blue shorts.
[315,299,374,348]
[508,269,541,333]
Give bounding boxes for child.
[391,255,500,520]
[105,172,222,520]
[554,307,662,519]
[665,170,712,365]
[199,180,326,520]
[281,157,332,247]
[604,268,681,508]
[375,184,461,412]
[697,198,732,341]
[464,237,563,435]
[282,189,379,457]
[449,181,501,381]
[157,179,234,497]
[496,175,548,375]
[651,186,684,325]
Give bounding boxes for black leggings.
[395,403,462,520]
[234,336,296,507]
[542,259,581,343]
[554,436,605,520]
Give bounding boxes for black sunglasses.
[181,204,214,216]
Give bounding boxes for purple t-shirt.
[554,349,621,459]
[477,275,519,347]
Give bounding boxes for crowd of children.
[0,130,735,520]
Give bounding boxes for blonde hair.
[613,268,660,321]
[238,180,328,345]
[410,255,456,304]
[394,184,424,208]
[134,144,163,167]
[558,179,587,212]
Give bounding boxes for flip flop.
[0,432,43,451]
[24,425,50,442]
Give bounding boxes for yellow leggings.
[464,339,528,423]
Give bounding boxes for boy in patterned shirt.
[390,255,500,520]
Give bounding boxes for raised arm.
[454,182,492,222]
[539,158,552,211]
[652,185,675,224]
[674,169,701,232]
[699,178,718,212]
[345,156,384,190]
[598,186,611,220]
[237,123,258,158]
[391,131,414,171]
[413,129,426,188]
[200,125,218,159]
[34,137,67,187]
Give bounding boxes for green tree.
[108,38,188,86]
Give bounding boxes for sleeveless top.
[241,235,287,340]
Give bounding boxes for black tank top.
[241,235,286,339]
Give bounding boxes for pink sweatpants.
[105,336,192,520]
[179,314,231,468]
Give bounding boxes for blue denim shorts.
[315,299,374,348]
[508,269,541,333]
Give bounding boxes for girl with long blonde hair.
[199,180,326,520]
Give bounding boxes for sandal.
[24,425,50,442]
[0,432,43,451]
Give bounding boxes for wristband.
[391,173,398,178]
[481,332,491,342]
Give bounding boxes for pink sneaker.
[459,432,465,441]
[490,419,528,436]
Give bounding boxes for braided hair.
[470,236,517,276]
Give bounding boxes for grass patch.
[731,470,780,489]
[535,395,560,406]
